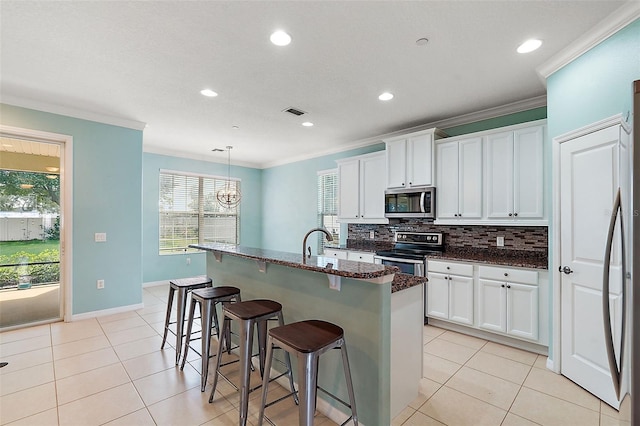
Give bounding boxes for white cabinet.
[435,137,483,220]
[323,248,348,260]
[384,128,445,189]
[485,125,544,221]
[337,152,388,224]
[477,266,538,341]
[323,249,374,264]
[427,261,474,326]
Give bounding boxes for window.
[317,169,339,253]
[159,171,240,254]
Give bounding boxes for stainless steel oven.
[373,255,425,276]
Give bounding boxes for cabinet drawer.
[427,260,473,276]
[347,251,375,263]
[478,265,537,285]
[323,249,348,260]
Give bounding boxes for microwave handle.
[420,192,426,213]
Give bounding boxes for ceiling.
[0,1,626,168]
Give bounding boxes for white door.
[560,124,624,408]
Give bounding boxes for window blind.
[317,169,339,253]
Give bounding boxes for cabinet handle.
[508,213,513,217]
[501,284,505,288]
[504,272,508,277]
[409,182,412,185]
[446,266,450,270]
[507,285,511,289]
[514,213,518,217]
[402,183,405,186]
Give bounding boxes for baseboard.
[70,303,144,321]
[143,280,170,288]
[546,357,557,372]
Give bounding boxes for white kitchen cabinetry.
[337,152,388,224]
[485,125,545,222]
[384,128,445,189]
[435,137,483,220]
[323,248,375,264]
[477,266,539,341]
[427,261,474,326]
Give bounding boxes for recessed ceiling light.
[416,38,429,46]
[270,30,291,46]
[46,175,58,179]
[302,122,314,127]
[378,92,394,101]
[232,125,239,130]
[200,89,218,97]
[45,167,59,172]
[517,39,542,54]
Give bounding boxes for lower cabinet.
[323,248,348,260]
[427,261,474,326]
[477,266,538,341]
[426,261,547,346]
[323,249,374,263]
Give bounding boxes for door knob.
[559,266,574,275]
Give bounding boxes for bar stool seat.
[180,286,241,391]
[160,275,213,365]
[258,320,358,426]
[209,299,297,426]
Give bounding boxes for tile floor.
[0,284,631,425]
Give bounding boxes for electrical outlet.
[496,236,505,247]
[97,279,105,289]
[186,257,191,265]
[95,233,107,242]
[369,231,375,239]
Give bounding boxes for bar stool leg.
[180,298,198,371]
[257,335,275,426]
[238,318,255,426]
[257,320,268,376]
[160,287,175,349]
[278,312,299,405]
[199,299,214,392]
[174,288,188,364]
[209,316,230,403]
[297,352,319,426]
[341,344,358,425]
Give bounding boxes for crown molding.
[143,145,258,169]
[537,1,640,79]
[261,95,547,169]
[1,95,146,131]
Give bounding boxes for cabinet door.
[360,153,387,220]
[347,251,374,263]
[513,126,544,219]
[458,137,483,219]
[337,159,360,220]
[426,272,449,320]
[477,278,506,333]
[448,274,474,325]
[436,141,459,219]
[407,134,433,187]
[507,282,538,340]
[486,131,514,219]
[386,139,407,189]
[324,249,348,260]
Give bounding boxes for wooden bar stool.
[160,275,213,364]
[180,286,241,391]
[257,320,358,426]
[209,299,298,426]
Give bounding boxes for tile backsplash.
[347,219,547,252]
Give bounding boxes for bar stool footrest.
[317,385,353,411]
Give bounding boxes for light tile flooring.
[0,284,631,425]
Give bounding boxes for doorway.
[0,127,71,330]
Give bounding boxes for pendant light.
[216,146,241,209]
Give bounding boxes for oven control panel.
[395,232,443,246]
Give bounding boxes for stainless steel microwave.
[384,187,435,218]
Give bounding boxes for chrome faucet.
[302,227,333,263]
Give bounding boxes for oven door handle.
[373,255,425,264]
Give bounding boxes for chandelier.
[216,146,241,209]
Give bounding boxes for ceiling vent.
[283,107,307,116]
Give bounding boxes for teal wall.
[261,144,384,253]
[443,107,547,136]
[0,103,143,315]
[142,152,262,283]
[545,18,639,359]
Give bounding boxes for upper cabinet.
[485,125,545,222]
[336,151,388,224]
[435,120,547,226]
[436,137,483,220]
[384,128,446,190]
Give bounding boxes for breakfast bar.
[191,243,425,425]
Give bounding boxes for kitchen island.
[191,243,425,425]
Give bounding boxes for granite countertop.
[190,243,398,280]
[331,242,548,270]
[391,273,427,293]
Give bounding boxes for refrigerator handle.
[602,187,626,400]
[420,192,426,213]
